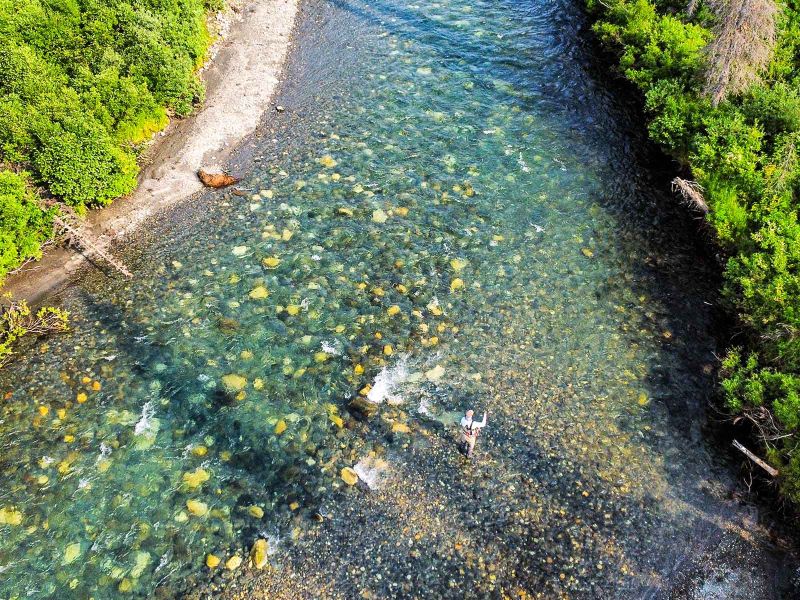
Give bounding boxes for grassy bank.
[0,0,224,285]
[587,0,800,501]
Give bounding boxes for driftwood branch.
[52,207,132,278]
[671,177,709,213]
[732,438,779,477]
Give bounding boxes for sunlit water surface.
[1,0,795,598]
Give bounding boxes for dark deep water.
[1,0,797,598]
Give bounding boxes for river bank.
[2,0,299,305]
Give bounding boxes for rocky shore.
[3,0,299,304]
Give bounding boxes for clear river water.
[1,0,797,598]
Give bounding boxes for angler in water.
[460,409,488,458]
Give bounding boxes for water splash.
[367,357,410,404]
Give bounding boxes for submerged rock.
[340,467,359,486]
[206,554,221,569]
[221,374,247,392]
[0,507,23,526]
[349,396,378,419]
[216,317,240,334]
[425,365,445,381]
[392,422,411,434]
[63,542,82,565]
[182,468,210,489]
[186,500,209,517]
[250,539,269,569]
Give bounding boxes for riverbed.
[1,0,797,598]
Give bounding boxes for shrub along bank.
[0,0,223,285]
[587,0,800,502]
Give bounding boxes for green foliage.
[0,0,220,282]
[0,171,53,284]
[589,0,800,503]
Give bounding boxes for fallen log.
[52,211,132,279]
[732,439,779,477]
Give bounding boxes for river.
[1,0,797,598]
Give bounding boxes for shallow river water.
[1,0,798,598]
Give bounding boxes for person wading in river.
[460,409,488,458]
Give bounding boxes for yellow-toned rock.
[274,420,287,435]
[182,468,210,489]
[392,422,411,434]
[225,555,243,571]
[340,467,359,486]
[206,554,221,568]
[186,499,209,517]
[248,505,264,519]
[221,374,247,391]
[0,507,23,526]
[250,538,269,569]
[249,285,269,300]
[425,365,445,381]
[262,256,281,269]
[427,301,443,316]
[63,542,81,565]
[450,258,468,272]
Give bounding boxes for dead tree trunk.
[704,0,778,106]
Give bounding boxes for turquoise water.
[1,0,795,597]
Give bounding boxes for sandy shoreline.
[3,0,299,304]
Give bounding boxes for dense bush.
[589,0,800,502]
[0,0,219,281]
[0,172,53,283]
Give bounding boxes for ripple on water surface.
[0,0,795,598]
